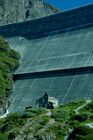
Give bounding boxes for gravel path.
[74,100,91,114]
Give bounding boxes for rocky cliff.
[0,0,59,25]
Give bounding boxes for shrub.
[70,113,88,122]
[0,132,8,140]
[69,126,93,140]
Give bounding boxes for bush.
[70,113,88,122]
[8,130,19,140]
[69,126,93,140]
[51,109,69,122]
[0,132,8,140]
[39,116,49,126]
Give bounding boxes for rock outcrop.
[0,0,59,25]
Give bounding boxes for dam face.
[1,4,93,112]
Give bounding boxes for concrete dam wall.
[0,4,93,112]
[0,4,93,38]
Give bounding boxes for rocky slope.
[0,0,59,25]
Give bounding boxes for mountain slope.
[0,37,20,115]
[0,0,59,25]
[0,100,93,140]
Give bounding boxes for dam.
[1,4,93,112]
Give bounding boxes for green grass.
[0,36,20,99]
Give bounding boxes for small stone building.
[36,92,58,109]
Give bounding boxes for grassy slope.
[0,36,20,99]
[0,36,20,114]
[0,100,93,140]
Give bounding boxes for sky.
[47,0,93,10]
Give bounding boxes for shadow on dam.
[13,66,93,81]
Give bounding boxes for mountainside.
[0,0,59,25]
[0,37,20,115]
